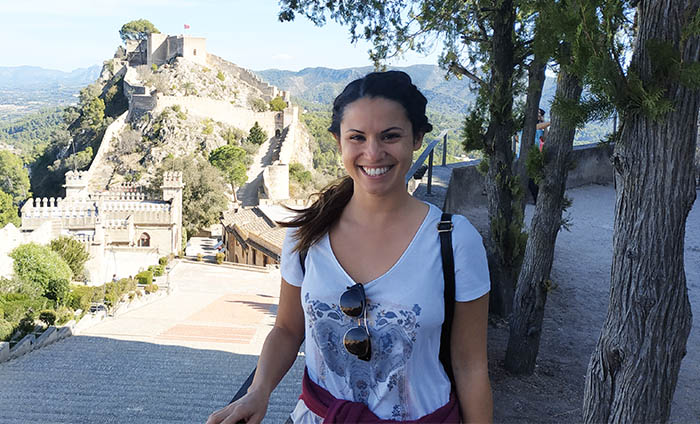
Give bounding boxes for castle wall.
[181,37,208,66]
[155,96,279,134]
[262,164,289,201]
[86,111,128,191]
[147,33,169,66]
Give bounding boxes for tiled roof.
[221,207,284,252]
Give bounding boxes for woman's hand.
[206,389,270,424]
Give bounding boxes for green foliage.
[202,119,215,135]
[18,310,36,334]
[289,163,312,186]
[144,283,159,294]
[0,107,67,161]
[67,286,95,312]
[0,319,12,341]
[0,150,31,204]
[119,19,160,42]
[216,252,224,264]
[151,63,158,72]
[81,95,105,130]
[301,110,343,176]
[10,243,73,301]
[0,190,20,228]
[525,146,545,185]
[0,293,50,324]
[49,236,90,279]
[38,310,57,326]
[247,122,267,145]
[221,127,247,145]
[148,265,165,277]
[149,155,228,236]
[461,108,487,153]
[209,145,251,193]
[269,96,287,111]
[159,256,169,266]
[249,97,268,112]
[135,271,153,286]
[217,70,226,81]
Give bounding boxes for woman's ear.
[413,132,425,151]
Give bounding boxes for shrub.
[144,283,159,294]
[203,119,214,135]
[269,96,287,112]
[135,271,153,285]
[54,306,74,325]
[45,278,70,304]
[247,122,267,145]
[39,310,57,326]
[148,265,165,277]
[10,243,73,299]
[249,97,268,112]
[1,294,50,323]
[67,286,95,312]
[289,163,312,186]
[197,253,203,262]
[18,310,36,334]
[0,319,13,341]
[171,105,181,113]
[216,252,224,264]
[151,63,158,72]
[216,70,225,81]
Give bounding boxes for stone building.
[18,171,184,283]
[124,33,208,68]
[220,207,286,267]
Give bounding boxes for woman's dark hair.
[279,71,432,253]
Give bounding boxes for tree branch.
[448,61,487,87]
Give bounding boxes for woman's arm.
[207,279,305,424]
[451,293,492,423]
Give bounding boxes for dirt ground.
[466,184,700,423]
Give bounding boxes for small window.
[138,232,150,247]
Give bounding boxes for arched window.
[138,232,150,247]
[275,129,281,138]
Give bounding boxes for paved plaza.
[0,262,304,424]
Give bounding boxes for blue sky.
[0,0,441,72]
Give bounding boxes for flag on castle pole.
[184,24,190,30]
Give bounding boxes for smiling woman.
[208,71,492,424]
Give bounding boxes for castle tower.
[63,170,89,199]
[162,171,184,253]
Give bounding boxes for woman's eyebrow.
[345,128,365,134]
[381,127,404,133]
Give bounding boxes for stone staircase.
[237,130,287,207]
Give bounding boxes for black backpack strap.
[438,212,456,387]
[299,248,308,275]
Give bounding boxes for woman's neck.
[342,189,423,228]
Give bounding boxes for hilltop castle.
[18,171,184,284]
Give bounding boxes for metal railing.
[405,130,449,195]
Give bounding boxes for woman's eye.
[349,135,365,142]
[383,133,400,141]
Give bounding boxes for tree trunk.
[517,58,547,209]
[483,0,521,318]
[583,1,699,421]
[505,66,583,374]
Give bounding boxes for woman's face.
[334,96,424,198]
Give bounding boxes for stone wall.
[262,164,290,201]
[155,96,279,134]
[444,143,614,213]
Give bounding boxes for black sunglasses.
[339,283,371,361]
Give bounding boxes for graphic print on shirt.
[305,292,422,420]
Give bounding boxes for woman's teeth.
[361,166,390,176]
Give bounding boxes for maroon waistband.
[299,367,460,423]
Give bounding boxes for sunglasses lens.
[339,285,364,317]
[344,327,371,361]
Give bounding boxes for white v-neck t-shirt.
[281,203,490,421]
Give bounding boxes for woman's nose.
[364,137,383,159]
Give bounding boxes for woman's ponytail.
[278,176,353,253]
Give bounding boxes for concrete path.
[0,262,304,424]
